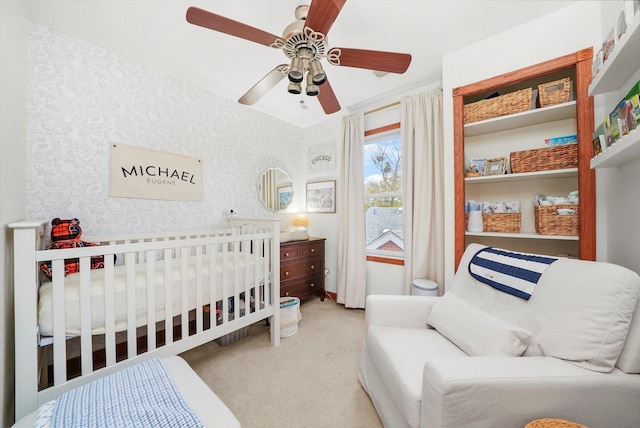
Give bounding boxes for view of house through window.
[364,130,403,258]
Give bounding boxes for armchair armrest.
[365,295,439,329]
[421,356,640,428]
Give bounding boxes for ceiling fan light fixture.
[305,73,319,96]
[288,57,304,83]
[288,82,302,94]
[309,60,326,85]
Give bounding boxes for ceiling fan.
[186,0,412,114]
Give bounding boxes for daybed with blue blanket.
[14,356,240,427]
[359,243,640,428]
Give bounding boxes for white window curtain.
[260,168,276,210]
[337,112,366,308]
[401,90,445,294]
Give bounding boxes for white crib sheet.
[38,252,267,336]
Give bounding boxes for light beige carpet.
[181,297,383,428]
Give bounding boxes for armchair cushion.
[365,325,467,428]
[427,292,532,357]
[452,244,640,372]
[421,356,640,428]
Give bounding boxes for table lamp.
[292,213,309,232]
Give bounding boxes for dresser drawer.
[280,255,323,281]
[300,241,324,257]
[280,246,300,261]
[281,272,323,297]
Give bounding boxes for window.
[364,128,403,258]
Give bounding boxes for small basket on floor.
[280,297,302,338]
[524,418,586,428]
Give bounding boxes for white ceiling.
[26,0,578,128]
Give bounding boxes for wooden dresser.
[280,237,325,301]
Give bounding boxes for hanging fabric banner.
[308,143,336,175]
[109,143,203,201]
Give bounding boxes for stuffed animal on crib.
[40,218,105,279]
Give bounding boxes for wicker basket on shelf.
[464,88,533,124]
[534,204,578,236]
[538,77,571,107]
[465,212,521,233]
[510,144,577,174]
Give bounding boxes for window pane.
[364,134,403,256]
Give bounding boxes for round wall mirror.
[258,167,293,212]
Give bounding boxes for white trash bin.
[411,279,438,296]
[280,297,302,338]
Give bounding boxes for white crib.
[10,217,280,421]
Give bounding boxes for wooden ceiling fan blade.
[304,0,346,36]
[186,6,281,47]
[238,64,288,105]
[329,48,412,74]
[317,79,341,114]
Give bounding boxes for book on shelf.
[545,135,577,147]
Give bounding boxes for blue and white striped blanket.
[469,247,559,300]
[39,358,204,428]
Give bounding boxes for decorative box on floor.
[280,297,301,338]
[215,326,249,347]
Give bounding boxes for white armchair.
[359,244,640,428]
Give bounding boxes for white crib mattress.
[38,252,267,336]
[12,356,241,428]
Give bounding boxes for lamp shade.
[292,214,309,229]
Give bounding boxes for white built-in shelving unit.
[590,12,640,169]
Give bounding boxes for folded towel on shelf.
[534,190,578,206]
[481,201,521,213]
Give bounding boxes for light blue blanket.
[46,358,204,427]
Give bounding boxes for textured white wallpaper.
[27,24,304,235]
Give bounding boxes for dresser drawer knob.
[310,283,315,288]
[285,271,289,276]
[284,252,290,257]
[310,265,315,269]
[310,248,315,253]
[285,291,290,296]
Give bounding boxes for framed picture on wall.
[306,180,336,213]
[277,185,293,210]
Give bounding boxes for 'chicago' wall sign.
[308,143,336,175]
[109,143,203,201]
